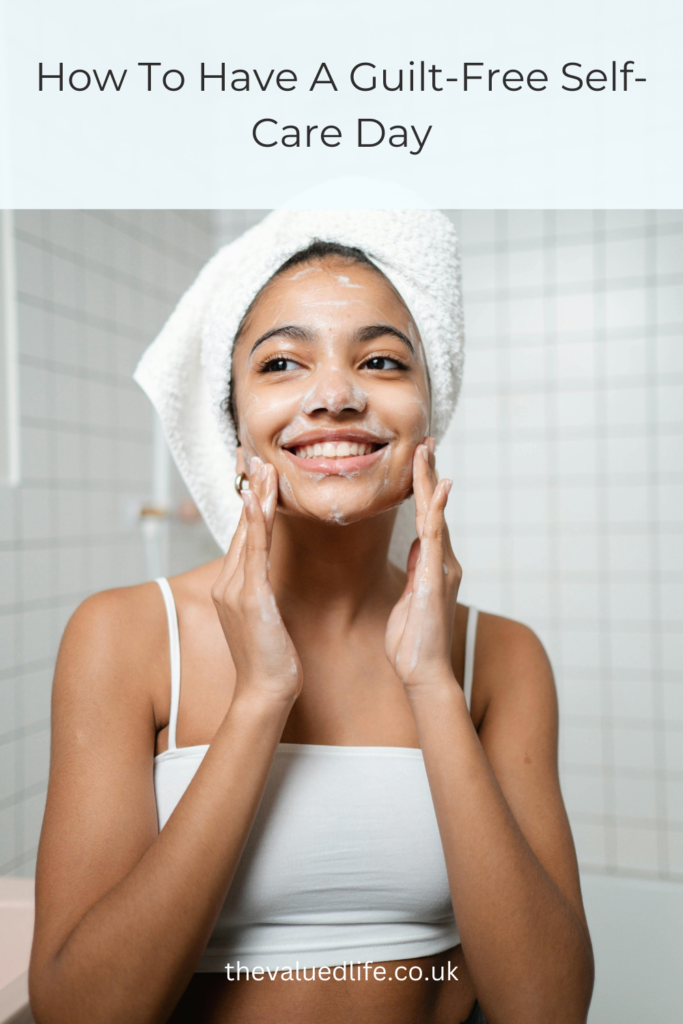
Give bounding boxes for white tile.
[557,485,598,525]
[613,726,656,771]
[459,211,497,245]
[555,211,594,237]
[615,825,659,873]
[510,581,552,619]
[555,244,594,285]
[605,435,650,476]
[462,394,500,431]
[558,534,599,574]
[664,727,683,772]
[0,739,19,804]
[556,292,595,333]
[556,437,598,477]
[656,233,683,275]
[611,678,654,719]
[556,390,596,429]
[604,385,649,428]
[507,211,545,242]
[663,683,683,721]
[607,533,651,574]
[665,779,683,823]
[608,582,652,621]
[461,253,496,293]
[462,441,500,480]
[614,776,658,820]
[511,534,550,572]
[609,631,653,673]
[557,677,599,717]
[463,348,499,386]
[508,345,547,383]
[509,436,548,475]
[656,336,683,375]
[562,773,605,817]
[570,820,607,869]
[604,336,650,378]
[508,392,547,431]
[660,582,683,623]
[656,284,683,325]
[603,237,647,280]
[604,211,648,231]
[557,629,601,671]
[659,484,683,524]
[0,615,16,672]
[509,486,549,526]
[561,722,604,767]
[560,582,600,620]
[507,248,544,289]
[22,730,51,790]
[668,831,683,875]
[508,297,546,338]
[606,484,649,524]
[656,434,683,474]
[661,633,683,675]
[655,384,683,427]
[464,487,502,527]
[556,340,595,380]
[605,287,648,330]
[0,806,15,867]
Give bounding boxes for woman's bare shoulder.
[53,581,172,724]
[468,608,557,722]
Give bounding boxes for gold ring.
[234,472,249,495]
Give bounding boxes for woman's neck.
[268,508,402,624]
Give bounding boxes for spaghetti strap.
[463,607,479,712]
[155,577,180,752]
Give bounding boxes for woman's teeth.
[292,441,376,459]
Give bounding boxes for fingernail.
[427,437,436,455]
[259,462,267,482]
[250,456,262,478]
[421,444,429,462]
[444,479,453,494]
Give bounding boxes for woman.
[29,211,594,1024]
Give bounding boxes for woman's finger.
[242,487,269,585]
[417,477,452,579]
[413,442,435,538]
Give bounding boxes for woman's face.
[230,257,431,525]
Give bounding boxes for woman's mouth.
[281,436,390,474]
[290,440,381,459]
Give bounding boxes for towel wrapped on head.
[133,209,465,564]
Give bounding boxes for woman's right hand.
[211,456,303,705]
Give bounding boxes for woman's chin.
[275,488,410,527]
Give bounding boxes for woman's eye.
[261,357,301,373]
[363,356,406,371]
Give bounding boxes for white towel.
[133,209,465,562]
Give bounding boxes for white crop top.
[153,577,479,973]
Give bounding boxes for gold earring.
[234,472,249,495]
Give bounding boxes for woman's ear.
[235,446,247,476]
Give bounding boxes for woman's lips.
[281,443,388,475]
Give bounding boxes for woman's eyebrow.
[249,325,313,356]
[356,324,415,354]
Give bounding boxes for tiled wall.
[0,211,216,875]
[441,211,683,881]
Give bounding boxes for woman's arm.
[386,443,593,1024]
[30,460,300,1024]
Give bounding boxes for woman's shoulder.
[465,606,556,723]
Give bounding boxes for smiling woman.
[28,211,594,1024]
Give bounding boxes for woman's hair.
[222,240,381,443]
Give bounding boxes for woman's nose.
[301,365,367,416]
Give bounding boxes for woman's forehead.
[235,257,420,347]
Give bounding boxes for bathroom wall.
[0,211,216,876]
[441,210,683,881]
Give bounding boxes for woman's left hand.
[385,439,462,696]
